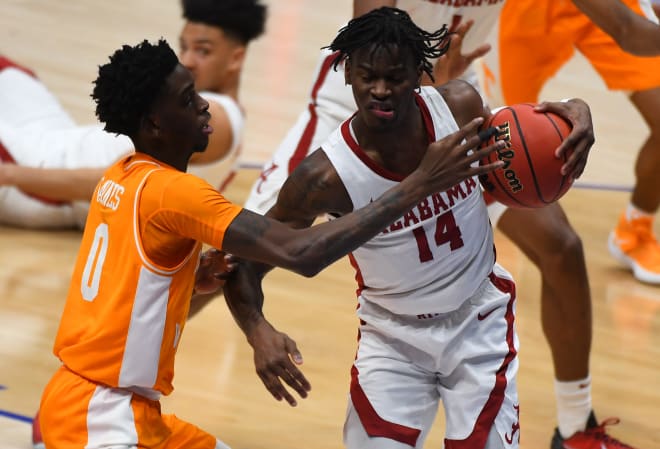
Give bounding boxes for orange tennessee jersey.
[54,153,242,396]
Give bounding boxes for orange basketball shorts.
[39,365,219,449]
[488,0,660,104]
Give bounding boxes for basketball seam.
[488,107,529,208]
[512,104,548,207]
[544,113,571,202]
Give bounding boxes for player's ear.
[142,114,160,137]
[344,56,352,85]
[227,45,246,73]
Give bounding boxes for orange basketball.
[479,103,574,208]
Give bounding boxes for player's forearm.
[573,0,660,56]
[0,165,104,201]
[223,261,268,339]
[282,171,430,276]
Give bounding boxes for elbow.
[282,242,327,278]
[288,256,324,278]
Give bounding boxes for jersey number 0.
[81,223,110,301]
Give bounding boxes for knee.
[539,225,586,273]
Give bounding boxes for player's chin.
[192,136,210,153]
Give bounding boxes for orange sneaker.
[609,212,660,284]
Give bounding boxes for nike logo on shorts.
[477,306,500,321]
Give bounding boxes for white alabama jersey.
[322,87,495,315]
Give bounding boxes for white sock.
[554,376,592,439]
[626,203,653,221]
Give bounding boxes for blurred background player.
[0,0,265,229]
[482,0,660,288]
[242,1,658,448]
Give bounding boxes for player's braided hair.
[92,39,179,137]
[325,7,450,83]
[182,0,267,44]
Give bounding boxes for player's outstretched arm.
[572,0,660,56]
[0,165,105,202]
[221,117,504,277]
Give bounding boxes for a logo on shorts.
[477,305,500,321]
[504,404,520,445]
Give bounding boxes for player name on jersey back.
[95,177,125,211]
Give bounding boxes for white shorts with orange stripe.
[344,264,519,449]
[39,366,229,449]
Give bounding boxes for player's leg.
[485,1,642,446]
[609,86,660,283]
[160,414,230,449]
[575,0,660,284]
[343,402,433,449]
[495,204,594,439]
[440,265,519,449]
[0,59,76,141]
[39,366,221,449]
[497,204,591,381]
[480,0,575,107]
[0,185,76,228]
[343,305,440,449]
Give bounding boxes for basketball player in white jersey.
[224,7,580,448]
[242,1,648,449]
[0,0,263,229]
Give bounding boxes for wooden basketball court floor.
[0,1,658,448]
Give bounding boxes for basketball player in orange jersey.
[36,37,506,449]
[484,0,660,290]
[225,7,594,449]
[241,1,656,448]
[0,0,264,229]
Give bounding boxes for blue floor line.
[0,408,33,424]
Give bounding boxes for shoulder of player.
[434,80,484,126]
[276,149,352,218]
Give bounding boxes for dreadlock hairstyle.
[182,0,267,44]
[92,39,179,137]
[325,7,450,83]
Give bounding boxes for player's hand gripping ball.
[479,103,574,208]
